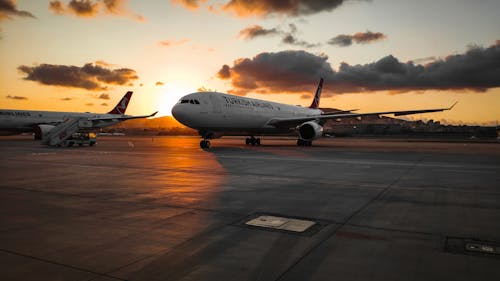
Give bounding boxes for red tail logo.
[309,78,323,109]
[108,91,133,115]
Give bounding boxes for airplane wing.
[88,111,158,121]
[267,103,457,128]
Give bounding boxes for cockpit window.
[179,99,200,104]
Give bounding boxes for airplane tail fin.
[309,78,323,109]
[108,91,133,115]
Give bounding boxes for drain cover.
[445,237,500,259]
[245,215,316,233]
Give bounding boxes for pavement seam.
[274,156,424,281]
[0,248,127,281]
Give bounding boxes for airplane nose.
[171,104,187,124]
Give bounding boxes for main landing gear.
[245,136,261,146]
[297,139,313,146]
[200,139,211,149]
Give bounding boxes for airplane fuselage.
[171,92,322,138]
[0,109,129,135]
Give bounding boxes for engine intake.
[298,121,323,141]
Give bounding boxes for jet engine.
[33,124,55,140]
[298,121,323,141]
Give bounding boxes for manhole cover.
[238,213,329,236]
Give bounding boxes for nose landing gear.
[200,140,211,149]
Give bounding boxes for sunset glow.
[1,0,499,125]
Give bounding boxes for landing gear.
[200,140,211,149]
[245,136,261,146]
[297,139,312,146]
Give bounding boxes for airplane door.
[209,94,221,113]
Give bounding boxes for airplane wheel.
[297,139,303,146]
[200,140,211,149]
[245,138,250,145]
[256,138,261,146]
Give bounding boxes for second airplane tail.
[108,91,133,115]
[309,78,323,109]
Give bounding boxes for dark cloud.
[328,31,386,47]
[216,41,500,95]
[281,34,320,48]
[171,0,206,10]
[0,0,35,22]
[223,0,350,17]
[85,102,94,106]
[18,62,139,91]
[0,0,35,19]
[98,93,110,99]
[217,64,231,79]
[101,102,108,106]
[239,25,280,39]
[155,81,164,86]
[239,23,319,48]
[67,0,100,17]
[49,0,144,20]
[60,97,73,101]
[6,95,27,100]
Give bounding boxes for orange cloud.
[49,0,144,21]
[328,31,386,47]
[158,38,190,47]
[171,0,206,10]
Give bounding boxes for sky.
[1,0,499,126]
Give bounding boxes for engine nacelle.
[298,121,323,141]
[33,124,55,140]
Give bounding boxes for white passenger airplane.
[172,78,456,149]
[0,91,157,139]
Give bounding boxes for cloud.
[18,62,139,91]
[101,102,108,106]
[155,81,164,86]
[238,23,320,48]
[60,97,73,101]
[6,95,27,100]
[222,0,351,17]
[85,102,94,106]
[49,0,144,21]
[328,31,386,47]
[1,0,35,31]
[281,34,320,48]
[171,0,206,10]
[0,0,35,20]
[238,25,280,39]
[216,41,500,95]
[98,93,110,99]
[158,38,189,47]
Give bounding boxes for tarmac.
[1,135,499,281]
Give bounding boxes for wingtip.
[448,101,458,110]
[150,111,158,117]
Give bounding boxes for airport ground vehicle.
[60,132,97,147]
